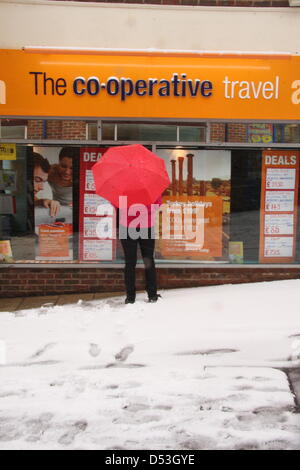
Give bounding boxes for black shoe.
[148,294,162,303]
[125,296,135,304]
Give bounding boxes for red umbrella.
[92,144,170,207]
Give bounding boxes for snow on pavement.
[0,279,300,450]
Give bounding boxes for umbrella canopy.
[92,144,170,207]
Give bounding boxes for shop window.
[2,143,300,266]
[230,150,262,263]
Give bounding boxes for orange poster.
[38,223,72,260]
[259,150,300,263]
[156,195,223,260]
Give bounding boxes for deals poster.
[79,147,116,261]
[155,149,231,261]
[33,146,75,261]
[259,150,300,263]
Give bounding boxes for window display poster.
[33,146,75,261]
[264,237,294,259]
[155,149,231,261]
[83,239,113,261]
[260,150,300,263]
[264,214,294,235]
[265,191,294,212]
[0,144,16,160]
[79,147,116,261]
[0,240,13,263]
[229,241,244,264]
[248,124,273,144]
[266,168,296,190]
[37,223,72,260]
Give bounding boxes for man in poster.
[33,152,61,217]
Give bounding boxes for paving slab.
[19,295,59,311]
[0,297,23,312]
[93,291,123,300]
[56,293,94,306]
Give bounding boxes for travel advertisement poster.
[33,146,75,261]
[155,149,231,261]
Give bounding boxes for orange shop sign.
[1,50,300,119]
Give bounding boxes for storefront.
[1,48,300,297]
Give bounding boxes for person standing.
[117,197,162,304]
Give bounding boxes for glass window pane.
[1,119,26,139]
[179,125,206,142]
[86,122,97,140]
[116,123,177,141]
[274,124,300,143]
[102,123,115,140]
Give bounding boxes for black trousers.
[119,226,157,298]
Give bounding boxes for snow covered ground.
[0,279,300,450]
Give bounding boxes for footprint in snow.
[38,303,55,315]
[25,413,54,442]
[58,420,88,446]
[89,343,101,358]
[30,342,57,359]
[115,345,134,362]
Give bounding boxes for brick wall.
[210,123,226,142]
[1,266,300,298]
[210,122,248,142]
[27,120,44,139]
[62,120,86,140]
[51,0,290,6]
[228,123,248,142]
[46,120,63,139]
[27,120,86,140]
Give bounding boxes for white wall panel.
[0,1,299,53]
